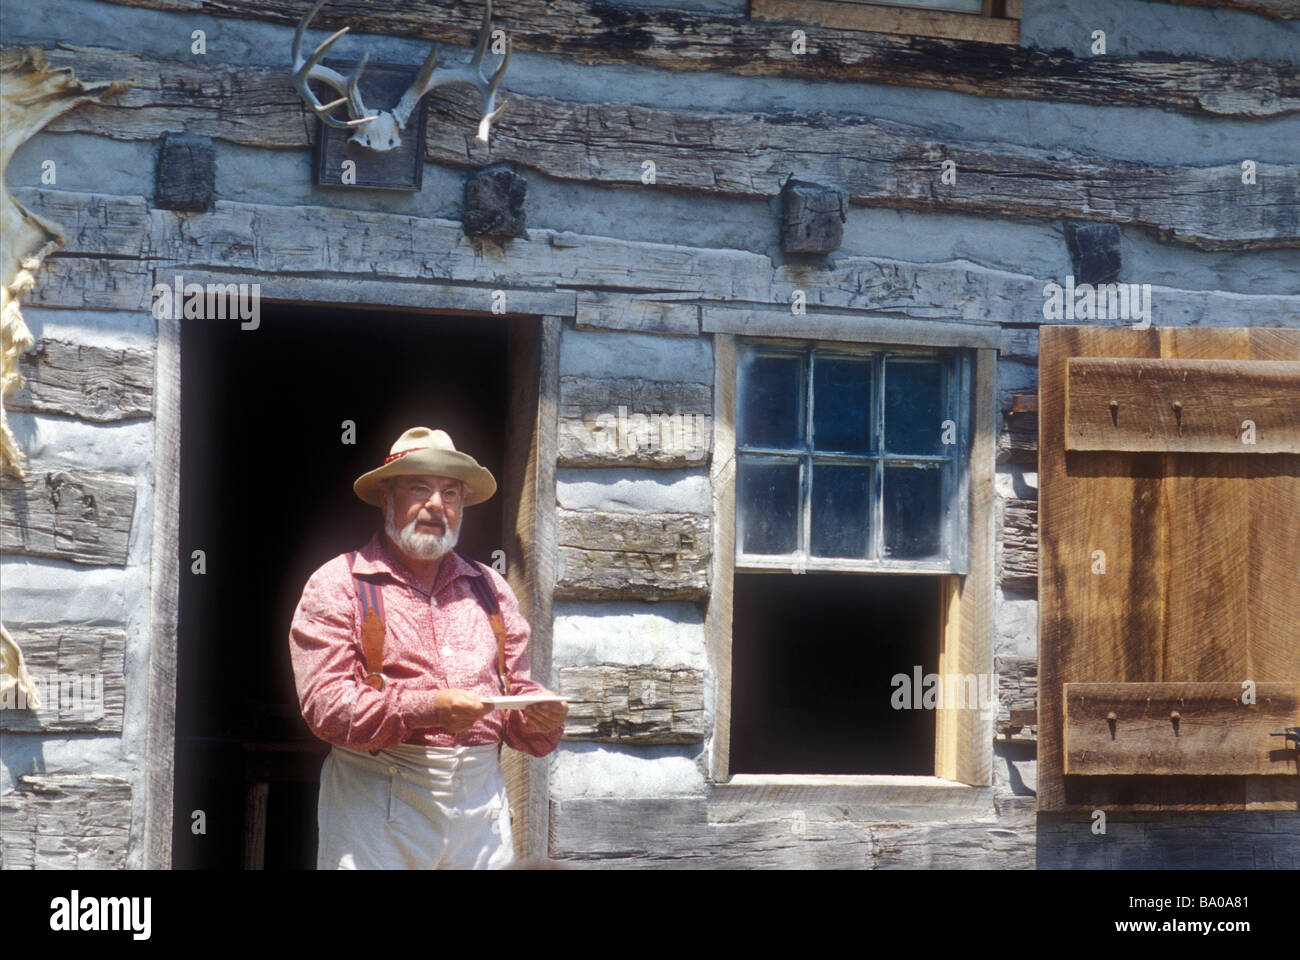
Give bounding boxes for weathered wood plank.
[751,0,1020,43]
[574,292,699,337]
[27,190,1300,324]
[0,626,126,732]
[707,334,737,782]
[0,775,132,870]
[1000,496,1037,592]
[1039,326,1300,813]
[175,270,577,319]
[83,2,1300,118]
[702,307,1001,348]
[558,377,712,469]
[8,338,153,422]
[555,509,710,601]
[0,468,136,566]
[32,48,1300,248]
[558,665,705,743]
[144,309,180,868]
[1066,357,1300,453]
[1064,682,1299,776]
[500,315,560,860]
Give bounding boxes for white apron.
[317,742,514,869]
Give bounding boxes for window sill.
[736,556,965,575]
[748,0,1022,45]
[709,774,996,821]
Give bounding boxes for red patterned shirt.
[288,531,563,756]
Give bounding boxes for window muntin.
[736,341,969,573]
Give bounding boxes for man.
[288,426,567,869]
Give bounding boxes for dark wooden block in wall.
[780,179,847,254]
[463,164,527,240]
[154,133,215,212]
[1064,221,1121,285]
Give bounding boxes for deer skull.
[291,0,510,153]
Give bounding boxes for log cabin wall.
[1,0,1297,869]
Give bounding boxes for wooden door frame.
[144,280,560,867]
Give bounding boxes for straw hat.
[353,427,497,507]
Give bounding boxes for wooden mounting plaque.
[1066,357,1300,454]
[314,59,427,191]
[1064,682,1299,777]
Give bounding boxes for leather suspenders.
[464,567,512,696]
[346,551,510,696]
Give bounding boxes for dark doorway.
[174,303,508,868]
[729,573,940,775]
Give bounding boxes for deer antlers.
[291,0,510,152]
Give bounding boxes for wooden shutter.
[1038,326,1300,812]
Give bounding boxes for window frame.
[707,331,996,790]
[748,0,1023,45]
[734,338,972,575]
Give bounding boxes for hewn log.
[31,49,1300,249]
[8,338,152,422]
[0,626,126,732]
[999,411,1038,465]
[558,664,705,743]
[751,0,1020,43]
[1037,811,1300,869]
[574,291,699,337]
[0,774,132,869]
[87,1,1299,118]
[22,190,1300,327]
[431,94,1299,251]
[558,377,712,469]
[995,654,1038,736]
[1154,0,1300,19]
[26,256,152,312]
[549,797,1035,868]
[0,468,136,565]
[555,508,710,600]
[1000,327,1039,363]
[1000,497,1037,593]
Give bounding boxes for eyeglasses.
[397,481,462,506]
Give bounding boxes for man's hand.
[434,689,493,733]
[521,694,568,735]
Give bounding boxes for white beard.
[384,497,460,561]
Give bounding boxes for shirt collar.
[352,530,483,596]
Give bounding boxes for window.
[707,332,996,788]
[735,342,970,574]
[748,0,1023,45]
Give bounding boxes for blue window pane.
[813,356,872,453]
[884,358,945,455]
[883,465,943,559]
[738,458,800,555]
[811,464,872,559]
[739,353,803,449]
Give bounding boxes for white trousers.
[317,742,514,870]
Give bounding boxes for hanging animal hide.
[0,47,129,706]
